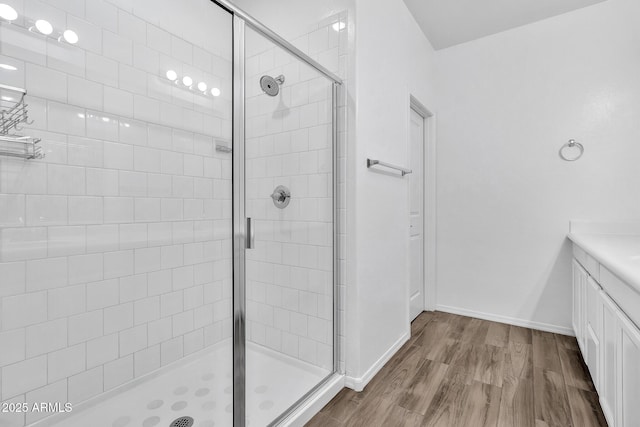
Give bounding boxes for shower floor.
[48,343,329,427]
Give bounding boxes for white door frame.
[409,95,437,313]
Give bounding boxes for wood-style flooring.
[306,311,608,427]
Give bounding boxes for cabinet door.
[600,291,617,427]
[585,277,601,388]
[572,259,581,339]
[572,259,588,353]
[617,312,640,427]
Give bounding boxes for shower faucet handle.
[270,190,286,202]
[270,185,291,209]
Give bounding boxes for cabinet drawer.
[573,244,600,281]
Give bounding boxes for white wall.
[435,0,640,333]
[348,0,436,388]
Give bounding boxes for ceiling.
[402,0,607,50]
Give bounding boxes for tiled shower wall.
[244,13,348,372]
[0,0,233,423]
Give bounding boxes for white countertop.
[568,233,640,294]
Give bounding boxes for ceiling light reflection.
[35,19,53,35]
[332,21,346,32]
[0,4,18,21]
[0,63,17,71]
[63,29,79,44]
[166,70,178,81]
[161,71,220,97]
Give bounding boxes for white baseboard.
[282,373,345,427]
[345,332,410,392]
[436,304,575,336]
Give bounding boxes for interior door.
[409,108,425,321]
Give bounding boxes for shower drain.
[170,416,194,427]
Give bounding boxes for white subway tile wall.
[0,0,233,421]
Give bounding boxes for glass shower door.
[241,25,336,426]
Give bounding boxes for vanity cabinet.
[585,276,601,390]
[617,311,640,426]
[600,290,618,424]
[572,245,640,427]
[572,259,587,354]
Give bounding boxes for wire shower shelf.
[0,84,44,160]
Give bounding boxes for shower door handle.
[246,217,255,249]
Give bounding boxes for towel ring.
[559,139,584,161]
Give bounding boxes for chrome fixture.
[215,142,232,153]
[1,84,32,133]
[0,134,44,159]
[259,74,285,96]
[0,84,44,160]
[270,185,291,209]
[169,417,194,427]
[245,217,254,249]
[559,139,584,161]
[366,158,412,177]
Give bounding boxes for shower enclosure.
[0,0,341,426]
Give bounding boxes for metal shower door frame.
[232,15,247,427]
[222,2,343,425]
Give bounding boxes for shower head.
[260,74,285,96]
